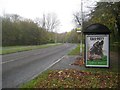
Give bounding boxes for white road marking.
[31,55,65,80]
[44,55,65,70]
[1,44,69,64]
[1,56,28,64]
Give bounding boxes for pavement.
[48,55,86,71]
[2,43,76,88]
[49,51,119,72]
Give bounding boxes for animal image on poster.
[86,35,109,67]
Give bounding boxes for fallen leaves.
[35,69,119,88]
[71,57,84,66]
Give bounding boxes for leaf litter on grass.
[21,54,119,88]
[34,69,119,88]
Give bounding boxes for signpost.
[83,23,110,68]
[76,28,82,55]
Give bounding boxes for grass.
[68,44,84,55]
[110,42,120,52]
[21,70,51,88]
[1,43,62,55]
[20,69,119,88]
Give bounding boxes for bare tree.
[34,14,46,29]
[40,14,46,29]
[45,13,60,32]
[35,13,60,32]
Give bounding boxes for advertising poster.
[85,35,109,67]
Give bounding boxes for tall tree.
[89,2,120,42]
[2,13,60,46]
[35,13,60,32]
[45,13,60,32]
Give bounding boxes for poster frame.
[84,34,110,68]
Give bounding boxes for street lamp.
[76,0,83,56]
[80,0,83,56]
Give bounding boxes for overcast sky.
[0,0,98,33]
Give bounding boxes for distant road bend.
[2,43,76,88]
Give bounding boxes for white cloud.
[0,0,97,33]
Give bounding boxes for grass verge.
[1,43,62,55]
[21,70,51,88]
[68,44,80,55]
[20,69,119,88]
[20,43,119,88]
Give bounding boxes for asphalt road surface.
[2,43,76,88]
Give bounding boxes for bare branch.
[73,12,82,26]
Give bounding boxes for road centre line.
[1,45,63,64]
[1,55,29,64]
[1,44,68,65]
[1,47,63,64]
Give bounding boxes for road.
[2,43,76,88]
